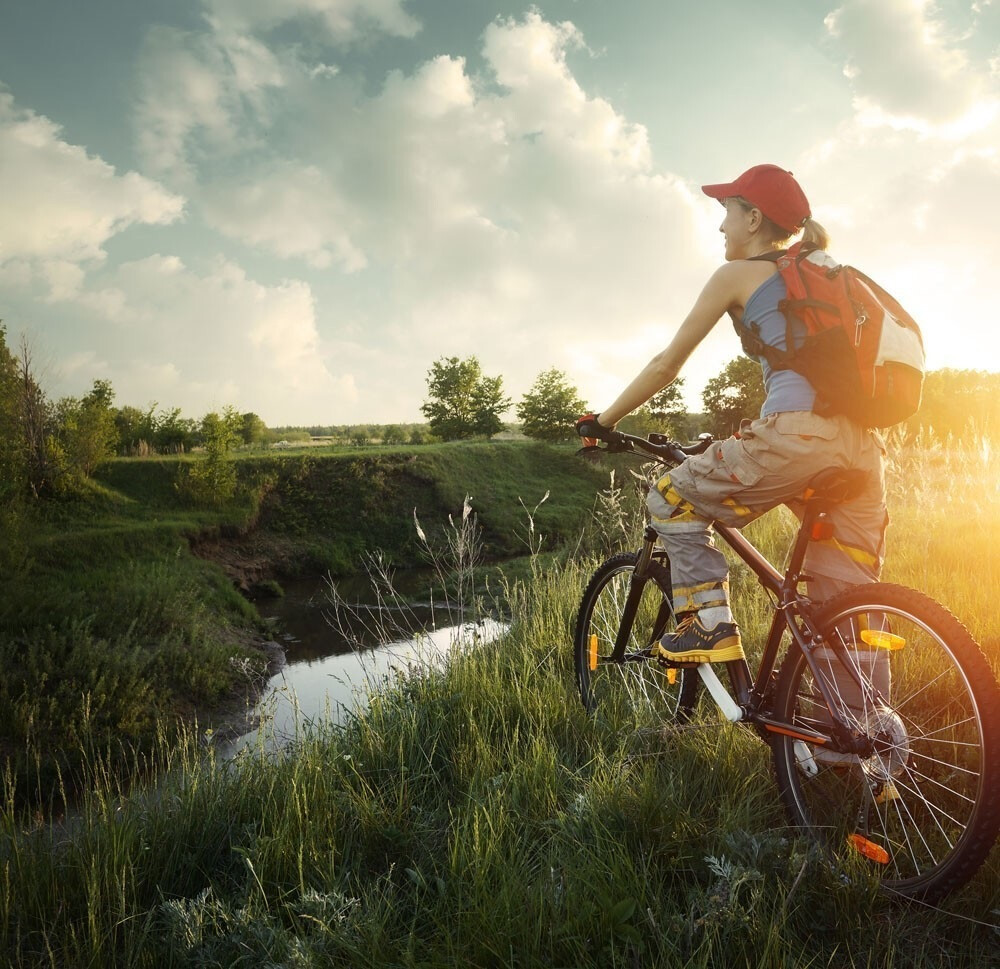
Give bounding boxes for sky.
[1,0,998,427]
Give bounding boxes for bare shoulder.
[702,259,778,311]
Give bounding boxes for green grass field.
[1,435,998,967]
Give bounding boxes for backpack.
[736,243,925,428]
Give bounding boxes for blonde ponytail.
[801,217,830,250]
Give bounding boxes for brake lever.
[575,445,605,463]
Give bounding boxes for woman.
[577,164,887,663]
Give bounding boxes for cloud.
[134,0,420,180]
[824,0,998,132]
[0,92,183,279]
[204,0,421,45]
[199,162,368,271]
[35,254,358,424]
[128,10,720,419]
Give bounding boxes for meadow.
[1,431,998,967]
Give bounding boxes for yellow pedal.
[666,668,677,685]
[860,630,906,651]
[589,634,598,671]
[875,781,900,804]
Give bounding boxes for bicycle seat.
[802,468,868,504]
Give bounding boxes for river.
[221,570,505,756]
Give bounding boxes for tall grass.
[1,435,998,967]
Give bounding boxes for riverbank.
[0,441,615,800]
[2,435,999,965]
[4,530,999,967]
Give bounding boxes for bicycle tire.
[574,552,697,722]
[771,582,1000,900]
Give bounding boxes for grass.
[1,435,998,966]
[0,441,620,803]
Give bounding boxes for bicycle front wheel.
[772,583,1000,900]
[574,552,696,723]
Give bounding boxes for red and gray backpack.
[737,243,925,428]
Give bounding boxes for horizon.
[2,1,999,426]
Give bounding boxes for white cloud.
[200,162,367,270]
[128,10,717,418]
[0,93,183,279]
[25,3,993,426]
[39,255,358,424]
[134,0,420,180]
[825,0,997,132]
[204,0,421,45]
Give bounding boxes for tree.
[181,406,242,505]
[16,334,57,497]
[618,406,660,438]
[56,379,119,477]
[0,323,25,502]
[349,426,371,447]
[155,407,197,453]
[0,324,28,575]
[470,373,511,439]
[702,356,765,438]
[648,378,690,438]
[116,403,158,456]
[420,356,511,441]
[381,424,405,446]
[517,368,586,442]
[239,411,268,449]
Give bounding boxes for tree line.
[419,354,1000,444]
[2,321,995,506]
[0,325,271,501]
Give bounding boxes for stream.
[221,571,506,756]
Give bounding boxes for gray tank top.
[742,272,816,417]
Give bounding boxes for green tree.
[0,323,25,501]
[239,411,268,449]
[181,407,242,505]
[517,368,586,442]
[155,407,197,453]
[702,357,765,438]
[381,424,405,446]
[115,403,158,455]
[470,373,511,439]
[14,334,57,497]
[618,406,660,438]
[648,378,690,438]
[56,379,119,477]
[420,356,511,441]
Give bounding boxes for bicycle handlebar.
[579,430,714,466]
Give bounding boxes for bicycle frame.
[603,433,880,757]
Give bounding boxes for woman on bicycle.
[577,164,887,664]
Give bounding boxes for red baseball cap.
[702,164,811,233]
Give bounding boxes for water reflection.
[222,573,504,756]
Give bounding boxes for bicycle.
[574,429,1000,901]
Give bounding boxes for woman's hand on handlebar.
[575,413,613,446]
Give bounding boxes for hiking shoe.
[657,615,745,665]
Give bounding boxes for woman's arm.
[595,262,747,428]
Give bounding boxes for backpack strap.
[733,250,794,368]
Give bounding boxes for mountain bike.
[574,430,1000,901]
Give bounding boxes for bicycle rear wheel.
[574,552,697,723]
[772,583,1000,900]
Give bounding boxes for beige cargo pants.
[645,411,888,614]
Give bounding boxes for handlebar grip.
[575,413,611,442]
